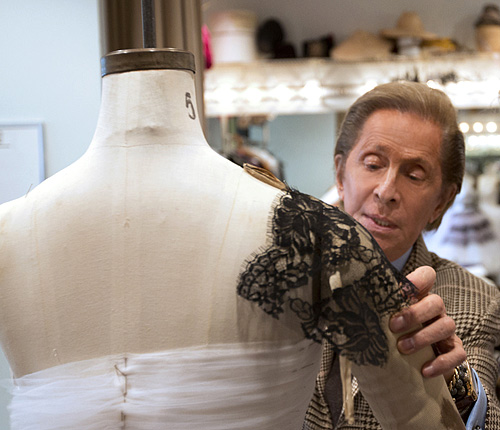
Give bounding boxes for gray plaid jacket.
[304,235,500,429]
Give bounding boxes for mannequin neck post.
[91,49,207,148]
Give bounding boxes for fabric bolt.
[304,235,500,430]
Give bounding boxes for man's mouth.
[366,214,397,229]
[372,218,392,227]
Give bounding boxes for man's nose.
[374,171,399,204]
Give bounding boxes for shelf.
[204,52,500,117]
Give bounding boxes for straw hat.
[381,11,437,40]
[331,30,393,61]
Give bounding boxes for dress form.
[0,49,296,378]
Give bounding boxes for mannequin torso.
[0,63,302,378]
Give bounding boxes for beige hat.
[381,11,437,40]
[331,30,393,61]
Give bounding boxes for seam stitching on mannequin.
[206,169,245,341]
[115,356,128,426]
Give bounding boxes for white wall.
[0,2,101,427]
[0,1,101,179]
[267,114,337,198]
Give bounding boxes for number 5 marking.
[185,92,196,120]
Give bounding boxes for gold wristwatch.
[448,360,478,419]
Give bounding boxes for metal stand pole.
[141,0,157,48]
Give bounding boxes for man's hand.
[390,266,466,382]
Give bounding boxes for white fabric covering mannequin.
[0,49,463,429]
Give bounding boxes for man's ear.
[334,154,345,201]
[430,183,457,224]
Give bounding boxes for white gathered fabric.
[7,339,321,430]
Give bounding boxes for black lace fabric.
[237,189,417,367]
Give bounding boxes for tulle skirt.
[7,339,321,430]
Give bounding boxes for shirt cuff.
[466,368,487,430]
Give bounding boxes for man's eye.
[365,163,379,171]
[409,173,424,181]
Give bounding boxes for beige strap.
[243,164,287,191]
[340,355,355,424]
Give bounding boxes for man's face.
[336,109,454,261]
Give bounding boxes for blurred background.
[2,1,500,426]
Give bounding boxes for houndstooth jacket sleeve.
[304,235,500,430]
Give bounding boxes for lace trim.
[237,189,417,367]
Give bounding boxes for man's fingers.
[396,315,456,354]
[421,336,467,381]
[390,266,437,333]
[390,294,446,333]
[405,265,436,300]
[392,266,466,383]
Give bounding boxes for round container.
[476,25,500,52]
[209,10,257,64]
[397,37,421,57]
